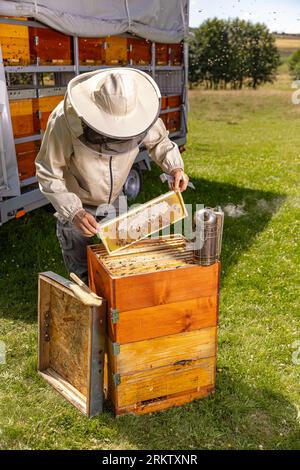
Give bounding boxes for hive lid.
[97,191,188,255]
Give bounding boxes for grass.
[276,35,300,59]
[0,45,300,449]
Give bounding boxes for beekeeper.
[35,68,189,282]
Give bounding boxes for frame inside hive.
[97,191,187,255]
[92,234,196,278]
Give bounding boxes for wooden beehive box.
[155,42,168,65]
[168,43,183,65]
[128,37,151,65]
[88,235,220,416]
[15,140,41,180]
[167,95,181,109]
[166,110,181,132]
[29,27,72,65]
[33,95,64,131]
[38,272,106,417]
[0,21,30,65]
[78,37,104,65]
[9,98,39,138]
[103,36,128,65]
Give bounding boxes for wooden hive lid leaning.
[38,271,106,417]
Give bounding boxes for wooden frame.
[38,272,106,417]
[97,191,188,255]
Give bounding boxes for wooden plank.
[38,276,51,370]
[113,296,218,344]
[39,369,87,415]
[114,263,220,312]
[110,356,215,408]
[86,303,106,417]
[88,247,114,302]
[115,385,215,416]
[108,327,216,375]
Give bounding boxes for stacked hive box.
[0,20,30,65]
[33,95,65,131]
[29,27,72,64]
[160,95,182,133]
[103,36,128,65]
[9,98,39,138]
[128,37,152,65]
[78,37,104,65]
[88,235,219,416]
[15,140,40,181]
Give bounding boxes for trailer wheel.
[123,165,142,200]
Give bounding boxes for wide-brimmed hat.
[66,67,161,139]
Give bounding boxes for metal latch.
[113,373,121,386]
[112,342,120,355]
[110,308,119,324]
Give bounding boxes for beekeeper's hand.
[170,169,189,192]
[73,209,99,237]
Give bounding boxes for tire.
[123,165,143,200]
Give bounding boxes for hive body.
[88,235,220,416]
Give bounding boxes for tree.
[289,49,300,80]
[188,36,201,88]
[189,19,280,89]
[245,22,280,89]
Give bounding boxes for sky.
[189,0,300,34]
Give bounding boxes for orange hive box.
[0,21,30,65]
[168,43,183,65]
[29,27,72,65]
[15,140,41,180]
[128,37,151,65]
[103,36,128,65]
[9,98,39,138]
[33,95,64,131]
[78,37,104,65]
[166,110,181,132]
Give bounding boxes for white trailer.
[0,0,189,224]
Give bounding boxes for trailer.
[0,1,189,224]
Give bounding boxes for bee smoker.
[193,207,224,266]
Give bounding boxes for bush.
[288,49,300,80]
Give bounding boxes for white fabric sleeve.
[35,108,83,221]
[142,117,184,174]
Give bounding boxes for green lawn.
[0,74,299,449]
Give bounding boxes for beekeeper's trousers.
[56,196,126,284]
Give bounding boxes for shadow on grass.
[103,370,299,450]
[0,172,285,324]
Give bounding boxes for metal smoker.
[193,207,224,266]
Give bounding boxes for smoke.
[222,203,246,218]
